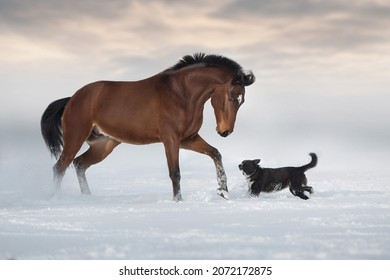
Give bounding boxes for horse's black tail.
[300,153,318,172]
[40,97,71,159]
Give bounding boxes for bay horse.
[41,53,255,201]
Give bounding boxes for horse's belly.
[89,124,160,145]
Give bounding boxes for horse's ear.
[232,72,255,86]
[243,72,255,86]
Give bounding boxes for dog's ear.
[254,159,261,165]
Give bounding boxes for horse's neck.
[183,67,229,105]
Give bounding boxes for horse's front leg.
[162,138,182,201]
[181,134,228,199]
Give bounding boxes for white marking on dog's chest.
[246,177,254,187]
[243,172,255,189]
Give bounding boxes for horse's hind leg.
[181,134,228,199]
[53,154,75,194]
[73,138,120,194]
[53,140,85,195]
[52,124,92,195]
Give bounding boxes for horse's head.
[211,72,255,137]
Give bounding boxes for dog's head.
[238,159,260,177]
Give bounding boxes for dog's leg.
[290,174,312,200]
[290,188,297,197]
[249,191,260,198]
[297,191,310,200]
[249,181,262,197]
[289,188,310,200]
[303,186,314,194]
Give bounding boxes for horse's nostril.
[219,131,230,137]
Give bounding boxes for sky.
[1,0,390,173]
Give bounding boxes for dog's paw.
[306,186,314,194]
[295,190,311,200]
[302,190,313,200]
[301,193,310,200]
[249,192,260,198]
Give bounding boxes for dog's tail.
[300,153,317,172]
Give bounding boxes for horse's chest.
[182,115,203,136]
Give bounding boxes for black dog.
[239,153,317,200]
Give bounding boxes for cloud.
[0,1,240,67]
[1,0,390,71]
[210,0,390,73]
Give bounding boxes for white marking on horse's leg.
[75,166,91,195]
[216,188,229,200]
[52,154,73,197]
[52,172,63,198]
[215,161,229,199]
[77,172,91,195]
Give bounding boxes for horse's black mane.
[169,53,241,72]
[167,53,255,86]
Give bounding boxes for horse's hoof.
[173,193,183,202]
[217,189,229,200]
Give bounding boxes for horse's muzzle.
[218,130,231,137]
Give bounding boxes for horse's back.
[63,78,165,144]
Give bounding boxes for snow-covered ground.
[1,128,389,260]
